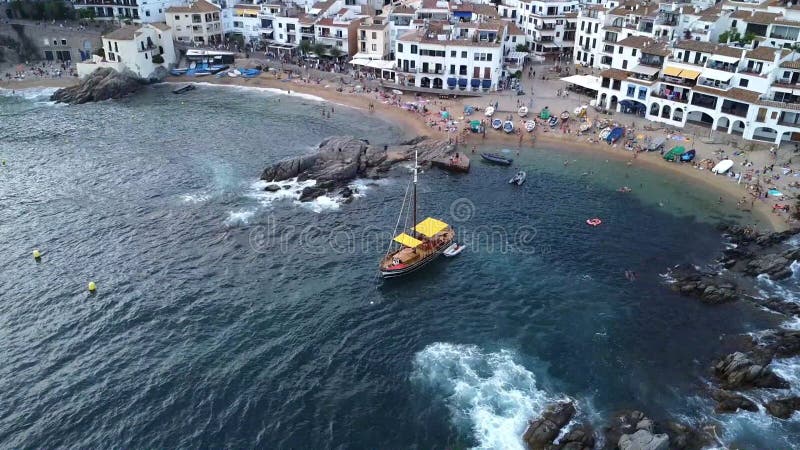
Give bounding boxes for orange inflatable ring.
[586,218,602,226]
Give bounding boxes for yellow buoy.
[88,281,97,292]
[32,249,41,259]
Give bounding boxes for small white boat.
[508,170,526,185]
[525,120,536,132]
[444,242,465,257]
[579,119,592,133]
[712,159,734,174]
[392,89,403,95]
[518,106,529,117]
[503,120,514,133]
[485,106,495,117]
[227,69,241,77]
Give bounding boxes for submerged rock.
[667,264,738,304]
[263,184,281,192]
[260,135,454,200]
[712,351,788,390]
[711,389,758,413]
[51,67,143,104]
[618,429,669,450]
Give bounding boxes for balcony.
[707,61,737,73]
[652,91,688,103]
[697,78,731,90]
[419,67,444,75]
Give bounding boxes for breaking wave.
[411,342,565,450]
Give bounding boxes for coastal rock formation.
[712,351,788,390]
[260,135,454,201]
[765,397,800,419]
[667,264,738,304]
[51,67,143,104]
[522,402,576,449]
[618,429,669,450]
[603,411,714,450]
[710,389,758,413]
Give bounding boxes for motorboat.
[503,120,514,133]
[560,111,570,121]
[548,116,559,127]
[485,106,495,117]
[443,242,466,257]
[663,146,686,161]
[606,127,624,143]
[525,120,536,132]
[518,106,529,117]
[508,171,526,185]
[680,149,696,162]
[491,118,503,129]
[480,152,514,165]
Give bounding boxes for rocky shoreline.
[523,225,800,449]
[50,67,143,104]
[259,135,454,202]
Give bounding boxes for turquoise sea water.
[0,84,798,448]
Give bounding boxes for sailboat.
[379,151,455,278]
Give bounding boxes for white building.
[499,0,578,59]
[231,2,263,43]
[76,23,177,79]
[165,0,223,45]
[395,20,508,92]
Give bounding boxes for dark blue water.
[1,85,798,448]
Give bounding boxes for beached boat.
[481,152,514,165]
[491,118,503,129]
[443,242,465,257]
[508,170,526,185]
[606,127,624,143]
[579,119,592,133]
[663,145,686,161]
[469,120,484,133]
[170,68,189,76]
[525,120,536,132]
[503,120,514,133]
[172,84,196,94]
[539,108,551,119]
[227,69,241,77]
[548,116,559,127]
[518,106,529,117]
[379,151,454,278]
[680,149,696,162]
[712,159,734,174]
[599,127,611,140]
[485,106,495,117]
[464,105,475,116]
[645,136,666,152]
[560,111,570,121]
[240,68,261,78]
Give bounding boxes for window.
[622,60,627,69]
[372,32,376,39]
[371,44,376,51]
[632,49,637,56]
[461,51,467,58]
[638,87,647,100]
[174,15,179,20]
[739,79,749,87]
[398,43,403,52]
[61,39,67,46]
[114,42,118,52]
[618,46,622,53]
[450,50,456,57]
[627,85,635,97]
[410,44,417,54]
[146,10,150,16]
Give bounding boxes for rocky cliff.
[50,67,143,104]
[260,135,454,201]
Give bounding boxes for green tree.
[151,53,164,64]
[94,47,104,58]
[78,8,96,20]
[298,39,312,55]
[312,42,327,58]
[741,32,756,45]
[515,43,529,52]
[328,46,342,60]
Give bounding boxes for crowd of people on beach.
[3,60,76,81]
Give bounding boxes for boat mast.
[412,149,417,237]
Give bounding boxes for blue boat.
[606,126,624,143]
[170,68,189,76]
[491,118,503,129]
[240,68,261,78]
[548,116,559,127]
[680,149,696,162]
[502,120,514,133]
[480,152,514,165]
[463,105,474,115]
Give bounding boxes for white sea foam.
[180,192,211,203]
[248,178,317,205]
[226,209,256,226]
[411,342,563,450]
[181,81,327,102]
[0,86,59,102]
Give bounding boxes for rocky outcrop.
[618,429,669,450]
[712,351,788,390]
[522,402,576,449]
[765,397,800,419]
[557,425,595,450]
[667,264,738,304]
[710,389,758,413]
[260,135,453,201]
[51,67,143,104]
[604,411,714,450]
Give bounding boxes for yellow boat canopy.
[663,66,682,77]
[394,232,422,248]
[413,217,449,238]
[679,69,701,80]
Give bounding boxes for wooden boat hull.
[380,237,452,278]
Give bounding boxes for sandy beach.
[7,67,792,231]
